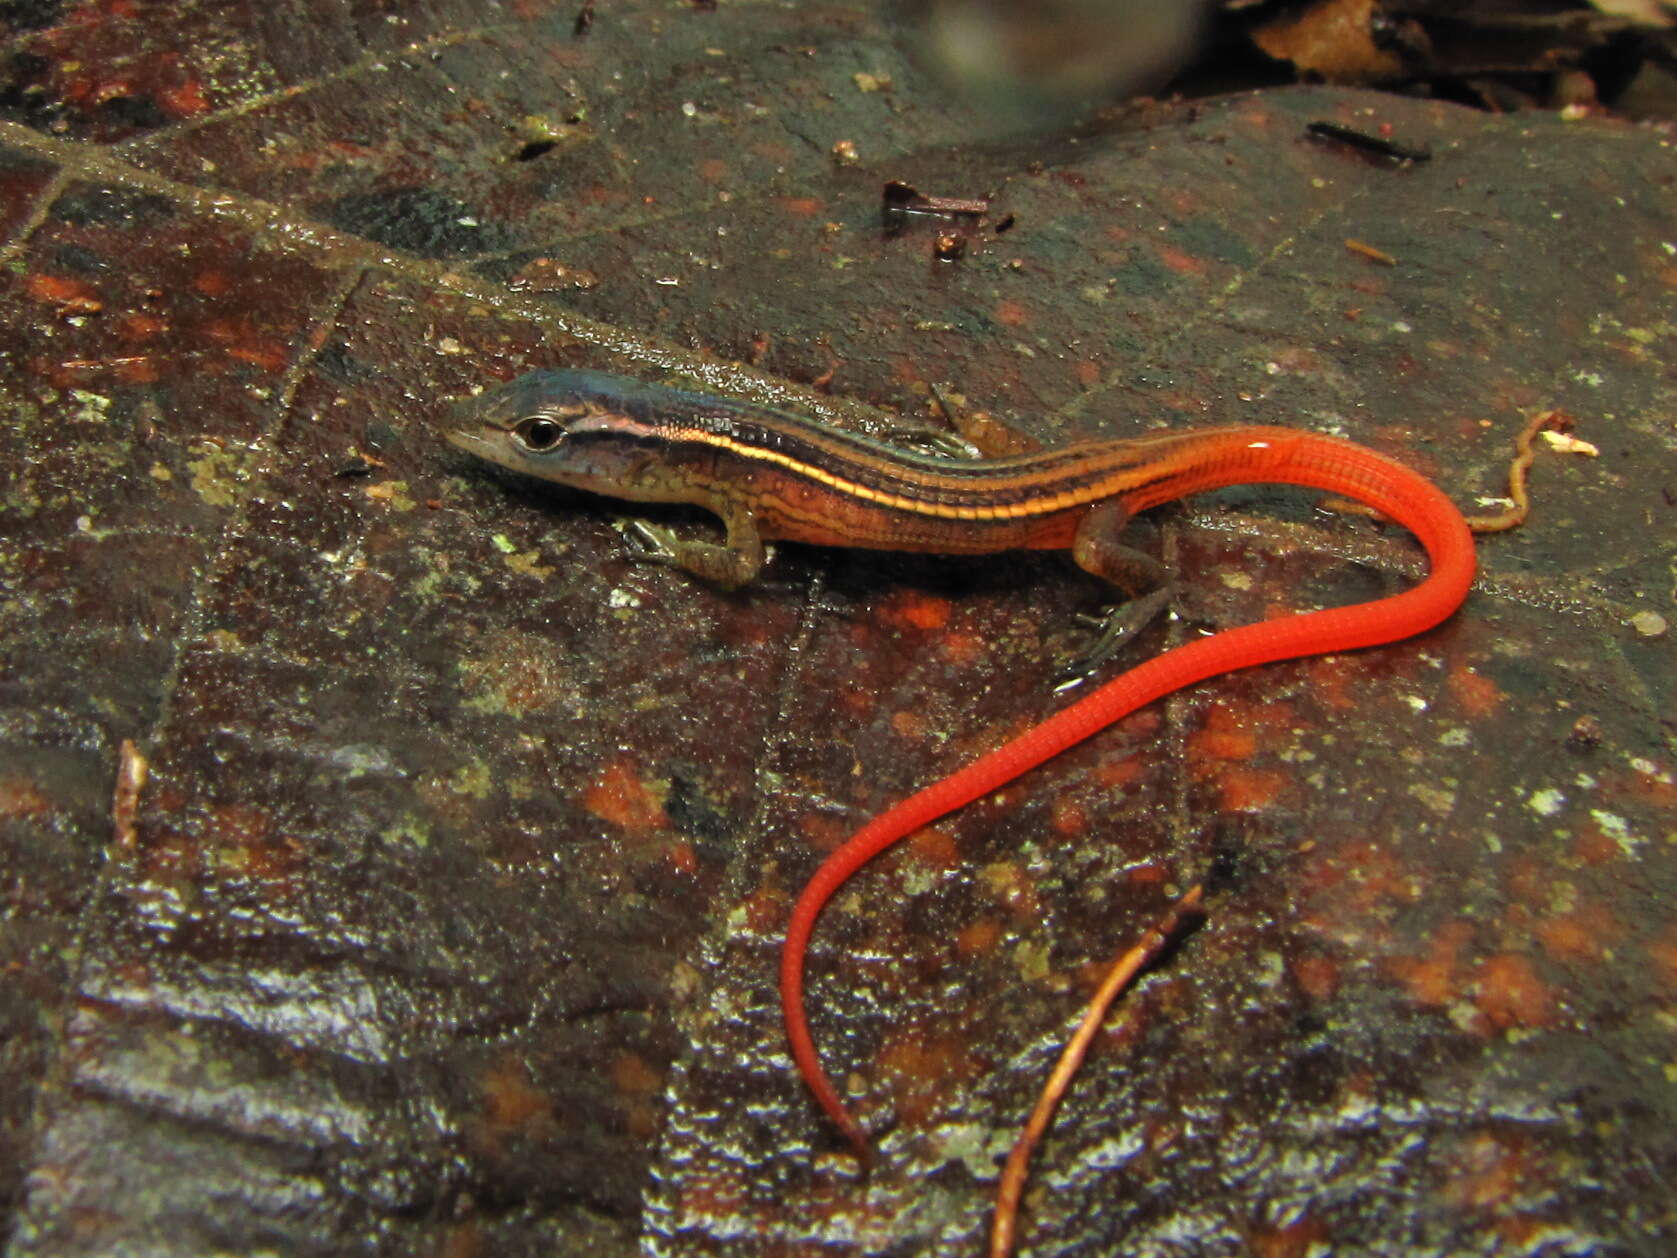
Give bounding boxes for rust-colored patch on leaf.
[1570,819,1624,867]
[1646,925,1677,991]
[27,272,104,315]
[1095,754,1144,790]
[993,298,1028,327]
[1533,900,1621,967]
[1290,949,1341,1001]
[158,77,209,118]
[1305,654,1360,711]
[1156,244,1210,278]
[1248,1210,1333,1258]
[890,708,931,740]
[1189,706,1294,810]
[584,759,670,834]
[665,840,700,877]
[1302,838,1418,919]
[194,269,232,296]
[1472,952,1556,1033]
[876,589,952,633]
[476,1052,555,1140]
[1189,717,1258,764]
[906,824,958,868]
[938,627,986,665]
[797,811,852,856]
[118,311,168,340]
[1049,796,1087,838]
[1124,863,1168,888]
[1617,760,1676,808]
[1448,666,1504,718]
[1385,919,1473,1009]
[1218,766,1290,811]
[873,1028,974,1128]
[956,915,1004,959]
[203,318,287,372]
[613,1050,663,1095]
[1443,1131,1533,1211]
[0,776,52,818]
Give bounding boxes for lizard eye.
[514,415,564,452]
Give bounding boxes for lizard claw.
[617,518,681,566]
[1055,587,1174,687]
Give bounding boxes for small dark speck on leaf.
[321,187,517,259]
[933,233,966,261]
[51,242,110,277]
[1566,714,1603,752]
[515,139,558,162]
[315,339,385,388]
[1207,832,1247,893]
[98,93,168,131]
[1291,1009,1329,1039]
[665,770,732,846]
[333,455,380,479]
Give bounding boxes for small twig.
[882,180,989,218]
[1461,408,1573,533]
[1344,238,1397,266]
[112,738,148,851]
[989,884,1205,1258]
[1305,120,1432,164]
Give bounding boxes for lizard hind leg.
[1061,499,1173,682]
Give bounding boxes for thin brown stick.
[1460,408,1571,533]
[1344,238,1397,266]
[989,884,1205,1258]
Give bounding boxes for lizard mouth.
[444,427,494,454]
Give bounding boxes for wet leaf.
[1,3,1674,1256]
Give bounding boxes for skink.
[449,368,1476,1160]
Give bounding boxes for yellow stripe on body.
[664,424,1145,524]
